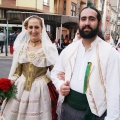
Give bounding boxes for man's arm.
[105,49,120,120]
[51,53,66,92]
[51,54,70,96]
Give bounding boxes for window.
[43,0,49,6]
[63,1,66,15]
[71,3,76,16]
[0,10,5,18]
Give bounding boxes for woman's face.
[105,33,110,40]
[26,18,42,41]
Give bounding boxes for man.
[51,6,120,120]
[0,30,6,53]
[54,39,63,54]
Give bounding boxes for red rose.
[0,78,12,92]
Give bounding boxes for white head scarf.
[73,29,81,42]
[104,30,115,47]
[14,15,58,65]
[9,16,58,78]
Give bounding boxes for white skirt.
[1,74,52,120]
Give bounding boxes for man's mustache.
[82,25,92,31]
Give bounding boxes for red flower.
[0,78,12,92]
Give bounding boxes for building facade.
[102,0,119,38]
[0,0,80,41]
[110,7,117,37]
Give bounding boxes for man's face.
[79,8,100,39]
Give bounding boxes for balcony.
[0,0,17,9]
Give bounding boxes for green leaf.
[0,85,18,100]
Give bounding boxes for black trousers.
[0,41,4,53]
[60,102,106,120]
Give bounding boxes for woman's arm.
[10,63,22,84]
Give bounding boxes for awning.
[6,11,79,29]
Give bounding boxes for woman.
[1,15,58,120]
[104,30,115,47]
[73,29,81,42]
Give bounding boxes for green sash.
[65,89,95,120]
[83,62,92,93]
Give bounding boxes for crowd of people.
[0,29,20,55]
[0,6,120,120]
[53,27,120,54]
[53,30,82,54]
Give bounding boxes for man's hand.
[60,81,70,96]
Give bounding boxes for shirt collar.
[91,36,101,48]
[81,36,101,51]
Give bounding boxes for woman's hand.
[10,80,16,85]
[57,72,65,80]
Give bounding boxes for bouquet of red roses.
[0,78,17,103]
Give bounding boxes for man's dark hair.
[79,6,101,22]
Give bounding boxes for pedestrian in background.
[114,34,119,46]
[8,30,17,54]
[64,35,69,44]
[73,29,81,42]
[0,30,6,53]
[115,36,120,52]
[51,6,120,120]
[54,39,63,54]
[68,39,73,44]
[104,30,115,47]
[1,15,58,120]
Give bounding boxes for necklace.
[30,40,41,47]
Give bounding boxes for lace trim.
[18,45,51,67]
[11,110,43,116]
[14,99,39,103]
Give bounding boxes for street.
[0,59,12,78]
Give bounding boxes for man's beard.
[79,25,99,39]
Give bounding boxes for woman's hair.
[24,15,43,29]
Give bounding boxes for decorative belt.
[64,89,95,120]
